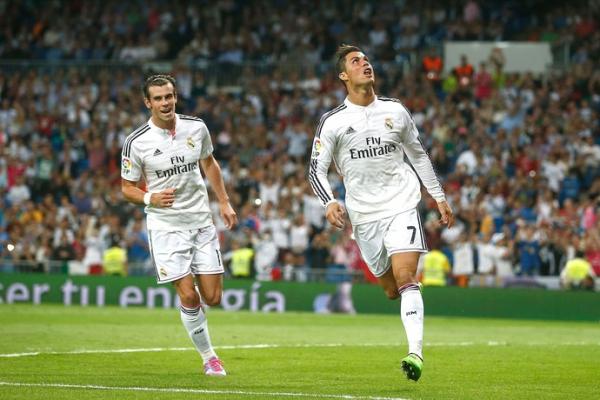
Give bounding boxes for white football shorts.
[352,208,427,278]
[148,225,224,284]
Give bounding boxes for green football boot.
[401,353,423,381]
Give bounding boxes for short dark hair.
[335,44,363,75]
[143,74,177,99]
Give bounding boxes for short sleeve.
[200,124,214,160]
[121,143,143,181]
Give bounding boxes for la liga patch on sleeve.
[122,157,132,174]
[311,138,322,158]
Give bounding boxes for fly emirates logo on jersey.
[349,136,397,160]
[156,155,198,178]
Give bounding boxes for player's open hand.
[436,200,455,228]
[153,188,176,207]
[219,201,238,230]
[326,201,346,230]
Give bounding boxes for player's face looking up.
[339,51,375,88]
[144,83,177,124]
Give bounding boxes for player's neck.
[151,115,176,130]
[346,85,376,107]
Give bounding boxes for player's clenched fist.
[326,201,346,230]
[150,188,176,207]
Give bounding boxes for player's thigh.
[191,225,224,305]
[149,230,194,284]
[353,219,391,279]
[390,251,422,285]
[383,208,427,254]
[196,273,223,306]
[385,209,426,284]
[191,225,224,275]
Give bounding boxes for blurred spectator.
[489,47,506,76]
[422,48,443,86]
[307,232,331,272]
[452,231,475,287]
[490,232,515,277]
[252,230,278,281]
[421,249,451,286]
[125,220,149,271]
[52,231,76,273]
[474,62,493,101]
[516,224,541,276]
[560,253,596,290]
[226,240,254,278]
[453,54,474,90]
[7,175,30,206]
[102,235,127,276]
[289,214,310,259]
[476,232,496,275]
[81,217,104,273]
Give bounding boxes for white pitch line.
[0,343,393,358]
[0,381,409,400]
[1,341,598,359]
[0,347,192,358]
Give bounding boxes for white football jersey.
[308,96,445,225]
[121,114,214,230]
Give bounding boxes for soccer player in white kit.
[308,45,454,381]
[121,75,238,377]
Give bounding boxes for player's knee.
[395,271,416,288]
[203,292,222,307]
[179,290,200,308]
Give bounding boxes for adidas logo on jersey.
[344,126,356,135]
[153,149,163,156]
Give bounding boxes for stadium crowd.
[0,1,599,288]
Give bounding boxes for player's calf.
[384,287,400,300]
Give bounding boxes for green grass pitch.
[0,304,598,399]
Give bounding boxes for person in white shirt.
[476,232,495,275]
[121,75,237,377]
[308,45,454,382]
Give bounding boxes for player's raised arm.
[308,115,344,229]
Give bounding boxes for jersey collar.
[148,113,179,137]
[343,95,378,110]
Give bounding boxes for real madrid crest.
[186,136,195,149]
[385,118,393,130]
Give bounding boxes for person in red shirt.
[474,62,493,100]
[422,48,443,90]
[454,54,474,88]
[584,231,600,276]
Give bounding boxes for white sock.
[180,305,217,363]
[399,283,424,359]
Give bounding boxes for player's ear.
[339,71,348,82]
[144,97,151,109]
